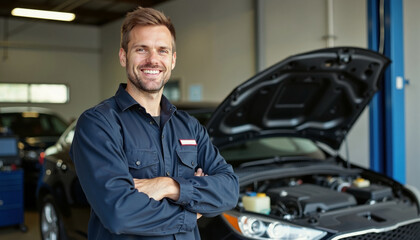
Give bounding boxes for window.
[0,83,69,103]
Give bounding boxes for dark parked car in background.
[37,47,420,240]
[0,106,68,207]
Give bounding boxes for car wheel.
[39,195,66,240]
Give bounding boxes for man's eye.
[160,49,169,54]
[136,48,145,52]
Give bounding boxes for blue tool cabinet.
[0,169,26,231]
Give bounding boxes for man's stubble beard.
[126,65,169,94]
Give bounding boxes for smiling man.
[121,24,175,116]
[121,24,175,94]
[70,6,239,240]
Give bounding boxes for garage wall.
[160,0,255,102]
[100,18,125,100]
[404,0,420,191]
[264,0,367,64]
[0,18,101,121]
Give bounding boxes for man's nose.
[146,50,159,65]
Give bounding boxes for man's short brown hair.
[121,7,176,53]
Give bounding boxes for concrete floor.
[0,210,41,240]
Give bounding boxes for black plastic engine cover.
[267,184,357,216]
[345,184,393,204]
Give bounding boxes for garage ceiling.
[0,0,172,26]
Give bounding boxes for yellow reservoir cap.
[353,177,370,188]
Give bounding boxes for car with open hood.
[37,47,420,240]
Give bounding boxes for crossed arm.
[133,168,207,219]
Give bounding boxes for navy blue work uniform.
[70,84,239,239]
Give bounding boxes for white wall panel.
[404,0,420,190]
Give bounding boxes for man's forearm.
[133,168,207,201]
[133,169,207,219]
[172,171,239,217]
[133,177,180,201]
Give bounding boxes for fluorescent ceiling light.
[11,8,75,22]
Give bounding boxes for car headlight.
[222,211,327,240]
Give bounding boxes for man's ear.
[171,51,176,70]
[119,48,127,67]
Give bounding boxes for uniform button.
[161,135,164,139]
[136,161,141,166]
[191,161,195,166]
[149,121,154,125]
[166,171,171,176]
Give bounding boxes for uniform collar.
[160,94,177,125]
[115,83,177,117]
[115,83,139,111]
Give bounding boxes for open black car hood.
[206,47,390,150]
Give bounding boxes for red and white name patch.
[179,139,197,146]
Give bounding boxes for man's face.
[119,25,176,94]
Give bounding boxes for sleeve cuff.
[172,177,193,206]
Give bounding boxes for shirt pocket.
[176,149,198,177]
[127,149,159,178]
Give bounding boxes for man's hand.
[194,168,206,220]
[194,168,208,177]
[133,177,180,201]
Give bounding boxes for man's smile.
[142,69,161,75]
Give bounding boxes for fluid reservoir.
[242,192,271,215]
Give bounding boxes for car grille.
[337,221,420,240]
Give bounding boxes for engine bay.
[238,173,398,221]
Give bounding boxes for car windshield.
[0,112,68,138]
[219,136,325,166]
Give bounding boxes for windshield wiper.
[238,156,323,168]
